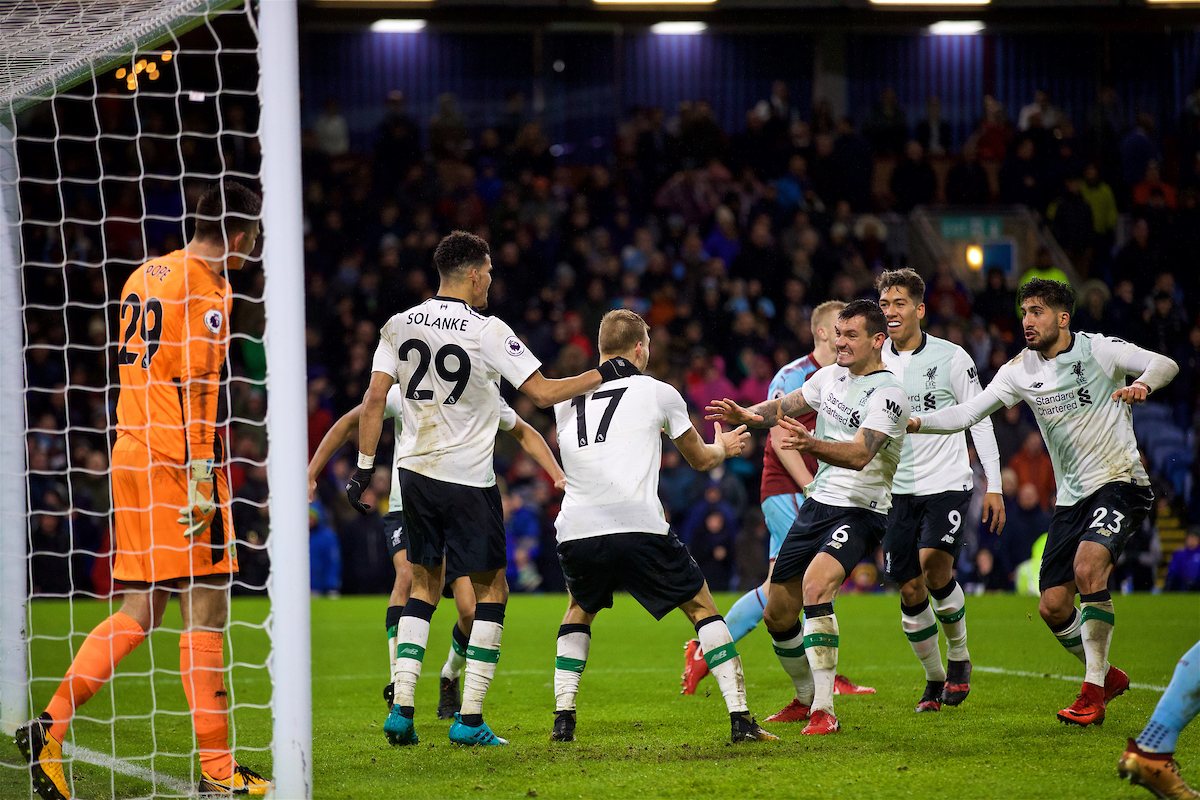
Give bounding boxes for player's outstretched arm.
[518,369,603,409]
[347,371,394,513]
[778,418,889,471]
[706,389,812,429]
[909,385,1005,435]
[506,417,566,490]
[308,404,363,502]
[673,422,750,472]
[1108,344,1179,405]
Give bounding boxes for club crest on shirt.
[203,309,223,334]
[505,336,526,357]
[924,365,938,389]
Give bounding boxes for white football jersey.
[801,364,909,514]
[554,374,693,543]
[921,333,1150,507]
[381,385,517,511]
[881,333,1002,496]
[372,296,541,487]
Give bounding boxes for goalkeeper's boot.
[1057,682,1106,727]
[449,713,508,746]
[15,714,71,800]
[383,682,394,709]
[731,713,778,743]
[834,674,876,695]
[550,711,576,743]
[384,705,419,746]
[437,676,461,720]
[916,680,944,713]
[765,698,811,723]
[680,639,709,695]
[1119,739,1200,799]
[1105,665,1131,704]
[197,763,272,796]
[801,709,840,735]
[941,659,972,707]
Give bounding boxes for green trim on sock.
[905,624,940,643]
[555,656,586,674]
[466,645,501,664]
[387,624,398,639]
[803,632,840,649]
[1080,606,1115,626]
[396,643,426,661]
[935,608,965,625]
[703,642,739,670]
[1058,635,1083,648]
[772,643,806,658]
[451,636,468,658]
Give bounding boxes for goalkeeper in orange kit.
[16,182,272,798]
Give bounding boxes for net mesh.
[0,2,274,797]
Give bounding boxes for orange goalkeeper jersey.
[115,249,230,465]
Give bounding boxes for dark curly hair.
[433,230,491,281]
[1018,278,1075,315]
[839,298,888,339]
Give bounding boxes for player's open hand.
[777,416,814,452]
[178,459,216,538]
[906,417,921,434]
[1111,381,1150,406]
[713,422,750,458]
[705,398,762,427]
[982,492,1006,534]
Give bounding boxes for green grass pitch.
[2,592,1198,799]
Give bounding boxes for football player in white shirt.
[307,388,564,721]
[709,300,910,735]
[909,279,1179,727]
[549,310,776,745]
[349,232,632,747]
[877,269,1005,713]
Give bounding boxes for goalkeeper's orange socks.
[45,611,146,741]
[181,630,233,781]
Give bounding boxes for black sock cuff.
[803,602,834,618]
[386,605,404,629]
[769,620,803,641]
[1049,608,1080,633]
[901,598,931,617]
[401,598,436,622]
[694,615,723,633]
[558,623,591,637]
[1080,590,1112,603]
[929,579,958,601]
[452,622,469,647]
[398,705,415,719]
[475,602,506,624]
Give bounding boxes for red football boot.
[765,698,812,722]
[1057,682,1106,726]
[801,709,840,735]
[833,674,877,695]
[680,639,709,695]
[1105,665,1131,704]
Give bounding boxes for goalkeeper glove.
[598,356,639,382]
[346,464,375,514]
[177,459,216,538]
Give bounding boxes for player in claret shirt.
[709,300,910,735]
[909,279,1179,728]
[877,269,1005,713]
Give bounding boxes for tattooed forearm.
[746,390,810,428]
[861,428,890,458]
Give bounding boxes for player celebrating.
[16,182,271,798]
[549,310,776,744]
[1118,639,1200,799]
[308,391,564,719]
[877,269,1005,712]
[909,279,1179,726]
[680,300,877,707]
[708,300,909,735]
[352,231,611,747]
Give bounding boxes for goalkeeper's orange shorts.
[110,433,238,586]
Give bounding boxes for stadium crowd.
[18,77,1200,599]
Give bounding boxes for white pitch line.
[975,666,1166,693]
[63,743,193,796]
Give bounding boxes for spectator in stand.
[946,141,992,205]
[1046,173,1096,277]
[998,483,1052,581]
[773,154,812,214]
[1113,218,1163,299]
[865,87,908,157]
[833,116,874,211]
[993,405,1034,467]
[504,490,543,593]
[1073,280,1111,334]
[1166,529,1200,591]
[890,140,937,212]
[974,95,1013,162]
[1121,112,1160,192]
[429,93,467,162]
[1000,136,1050,213]
[1080,162,1118,267]
[1018,89,1063,132]
[973,267,1017,334]
[1140,291,1189,357]
[703,205,741,267]
[915,96,952,156]
[682,482,738,591]
[1084,85,1124,183]
[314,98,349,157]
[927,265,972,322]
[309,502,341,598]
[1133,160,1178,210]
[1008,431,1056,509]
[1018,248,1070,299]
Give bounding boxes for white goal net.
[0,1,310,797]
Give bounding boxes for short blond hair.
[811,300,846,342]
[598,309,649,356]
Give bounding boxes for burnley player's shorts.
[1040,480,1153,592]
[556,532,705,620]
[110,433,237,587]
[881,490,972,584]
[384,509,467,593]
[762,492,805,561]
[772,499,886,585]
[400,469,506,575]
